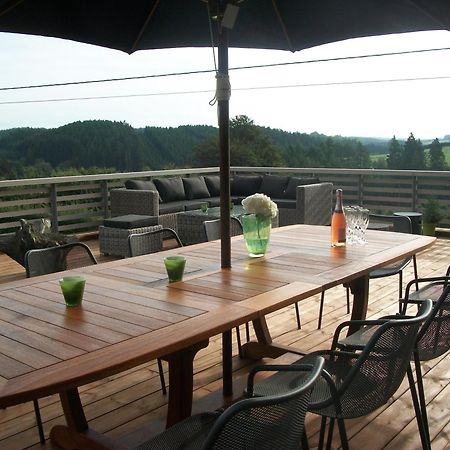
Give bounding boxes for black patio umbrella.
[1,0,450,268]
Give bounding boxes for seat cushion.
[104,214,158,229]
[184,199,210,211]
[154,177,186,203]
[231,175,262,196]
[204,175,220,197]
[260,175,289,199]
[275,199,297,209]
[208,197,221,207]
[159,201,185,214]
[182,176,211,200]
[283,177,320,199]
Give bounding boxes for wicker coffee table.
[176,206,279,246]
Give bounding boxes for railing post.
[358,174,364,206]
[49,183,58,233]
[412,176,418,211]
[101,180,109,219]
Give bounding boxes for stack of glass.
[344,206,369,245]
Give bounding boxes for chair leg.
[413,255,419,290]
[301,428,310,450]
[295,302,301,329]
[346,286,350,314]
[157,358,167,396]
[414,354,431,448]
[337,418,349,450]
[245,322,250,342]
[318,416,327,450]
[407,364,430,450]
[33,399,45,444]
[235,326,244,359]
[325,417,334,450]
[318,291,325,329]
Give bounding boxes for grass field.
[370,145,450,167]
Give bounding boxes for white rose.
[241,193,278,218]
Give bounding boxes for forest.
[0,117,447,180]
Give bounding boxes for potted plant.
[421,198,446,236]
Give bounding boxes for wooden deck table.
[0,225,434,448]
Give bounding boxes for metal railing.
[0,166,448,234]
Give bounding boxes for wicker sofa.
[110,174,333,231]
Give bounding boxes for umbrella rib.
[0,0,25,18]
[271,0,294,52]
[130,0,161,54]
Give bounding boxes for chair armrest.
[110,189,159,217]
[296,182,333,225]
[404,275,450,299]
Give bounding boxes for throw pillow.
[260,175,289,199]
[231,175,262,196]
[283,177,320,199]
[182,176,211,200]
[154,177,186,203]
[125,179,158,192]
[204,175,221,197]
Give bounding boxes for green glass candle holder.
[164,256,186,283]
[200,202,209,213]
[59,276,86,307]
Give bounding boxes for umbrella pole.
[218,28,231,269]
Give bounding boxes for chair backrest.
[335,299,432,417]
[369,213,412,234]
[128,228,182,257]
[203,218,243,242]
[201,356,324,450]
[24,242,97,278]
[416,284,450,361]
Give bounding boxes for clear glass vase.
[241,213,272,257]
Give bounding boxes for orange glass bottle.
[331,189,346,247]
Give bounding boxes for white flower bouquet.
[241,193,278,218]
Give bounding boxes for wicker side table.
[99,224,162,257]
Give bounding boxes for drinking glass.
[344,206,356,245]
[164,256,186,283]
[59,276,86,307]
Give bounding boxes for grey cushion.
[284,177,320,199]
[103,214,158,229]
[154,177,186,203]
[275,199,297,209]
[182,176,210,200]
[208,197,221,207]
[260,175,289,198]
[159,201,185,214]
[231,176,262,196]
[204,175,220,197]
[184,199,210,211]
[125,179,158,192]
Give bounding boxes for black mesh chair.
[128,227,183,397]
[24,242,97,278]
[203,217,243,242]
[50,356,324,450]
[402,280,450,449]
[251,299,433,450]
[316,214,419,329]
[24,242,97,443]
[128,228,182,257]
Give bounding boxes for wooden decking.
[0,237,449,450]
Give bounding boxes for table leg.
[59,388,88,432]
[346,274,370,335]
[166,339,209,428]
[222,331,233,396]
[241,316,303,360]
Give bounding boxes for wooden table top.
[0,224,435,408]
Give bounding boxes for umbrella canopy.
[1,0,450,268]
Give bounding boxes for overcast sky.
[1,29,449,139]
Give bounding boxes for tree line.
[0,117,446,180]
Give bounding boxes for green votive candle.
[164,256,186,283]
[59,276,86,307]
